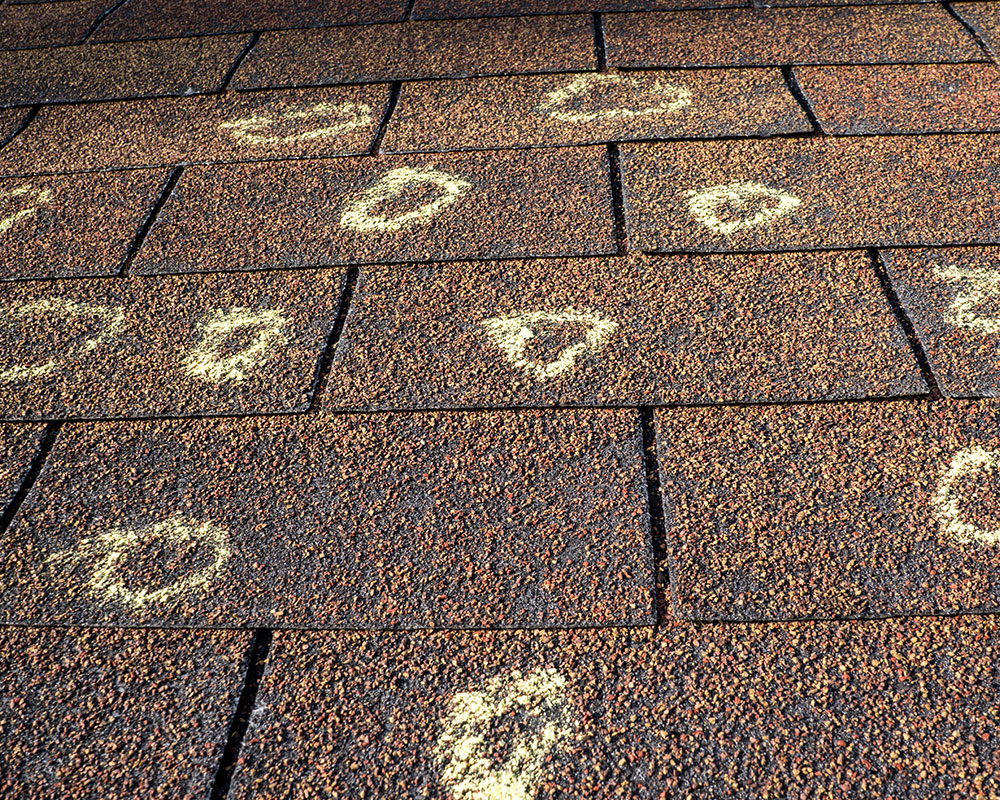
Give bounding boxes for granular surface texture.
[94,0,407,40]
[622,135,1000,252]
[229,616,1000,799]
[0,34,250,107]
[0,170,165,279]
[884,246,1000,398]
[0,625,248,800]
[796,64,1000,134]
[0,269,343,419]
[0,85,389,174]
[604,5,984,67]
[1,409,652,628]
[411,0,747,17]
[0,422,45,510]
[232,15,596,88]
[325,252,924,410]
[953,2,1000,59]
[132,147,616,274]
[658,400,1000,620]
[0,107,26,143]
[383,68,810,152]
[0,0,109,50]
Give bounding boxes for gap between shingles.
[308,265,360,412]
[404,0,417,21]
[943,2,997,62]
[209,627,273,800]
[593,12,608,72]
[219,32,262,92]
[370,81,402,155]
[117,165,184,278]
[607,143,629,255]
[869,246,943,399]
[81,0,131,44]
[781,65,822,134]
[639,407,671,628]
[0,421,61,539]
[0,104,39,153]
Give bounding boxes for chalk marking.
[0,298,125,382]
[0,185,54,235]
[482,308,618,382]
[686,181,801,235]
[339,166,472,233]
[932,263,1000,335]
[219,101,373,145]
[436,668,573,800]
[182,307,287,384]
[535,73,692,123]
[933,446,1000,546]
[47,515,231,609]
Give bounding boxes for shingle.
[229,617,1000,798]
[0,269,343,419]
[621,135,1000,252]
[232,15,596,88]
[0,34,250,107]
[952,1,1000,59]
[0,170,166,279]
[0,85,389,175]
[0,106,29,144]
[0,625,247,800]
[411,0,747,18]
[324,252,924,410]
[658,399,1000,620]
[93,0,407,41]
[131,147,616,275]
[382,68,810,153]
[796,64,1000,134]
[0,422,44,510]
[605,5,985,67]
[0,0,109,50]
[0,409,653,628]
[884,246,1000,398]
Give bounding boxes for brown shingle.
[952,1,1000,59]
[0,0,109,50]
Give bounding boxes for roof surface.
[2,0,1000,798]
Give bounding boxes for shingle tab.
[884,246,1000,398]
[132,147,616,274]
[230,617,1000,799]
[0,422,44,510]
[952,1,1000,59]
[232,15,596,88]
[0,170,166,279]
[1,409,652,628]
[325,252,924,410]
[0,0,108,50]
[412,0,747,17]
[605,5,985,67]
[796,64,1000,135]
[0,86,389,175]
[0,106,28,143]
[658,400,1000,620]
[622,135,1000,252]
[0,34,251,107]
[383,68,810,153]
[94,0,408,41]
[0,269,343,419]
[0,626,247,800]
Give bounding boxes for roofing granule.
[952,1,1000,59]
[0,268,343,419]
[411,0,747,18]
[0,0,109,50]
[229,616,1000,798]
[324,251,925,409]
[657,399,1000,621]
[132,147,616,274]
[232,15,597,88]
[382,68,810,153]
[0,85,390,174]
[1,409,653,628]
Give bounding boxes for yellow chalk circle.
[0,297,125,382]
[481,308,619,382]
[535,73,692,123]
[436,667,573,800]
[339,166,472,233]
[932,263,1000,335]
[933,446,1000,546]
[219,101,373,145]
[0,184,54,235]
[686,181,801,235]
[46,515,231,609]
[182,307,287,384]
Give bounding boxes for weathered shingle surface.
[4,0,1000,796]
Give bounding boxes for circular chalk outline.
[0,184,54,236]
[219,101,374,145]
[933,446,1000,546]
[685,181,801,236]
[182,307,288,384]
[535,73,693,123]
[339,166,472,233]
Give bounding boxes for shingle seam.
[0,103,38,152]
[869,246,941,398]
[593,12,608,71]
[640,407,670,627]
[782,65,822,134]
[404,0,417,21]
[370,80,402,154]
[218,32,261,92]
[0,421,61,539]
[944,1,997,61]
[117,166,184,278]
[209,627,274,800]
[607,143,629,255]
[81,0,131,45]
[309,266,360,412]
